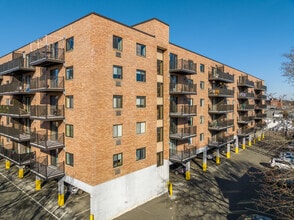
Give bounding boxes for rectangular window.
[136,96,146,108]
[200,116,204,124]
[200,81,205,90]
[66,37,74,51]
[169,53,178,69]
[188,137,193,145]
[65,124,74,137]
[136,147,146,161]
[200,133,204,141]
[113,124,122,137]
[136,122,146,134]
[157,83,163,97]
[200,64,205,72]
[200,98,205,107]
[113,153,123,167]
[113,36,122,51]
[188,117,193,126]
[66,96,74,108]
[66,66,73,80]
[113,95,123,108]
[113,65,123,79]
[136,70,146,82]
[157,105,163,120]
[157,60,163,75]
[157,127,163,142]
[136,43,146,57]
[157,151,163,166]
[66,152,74,166]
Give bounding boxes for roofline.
[132,17,169,27]
[169,42,264,81]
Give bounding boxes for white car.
[270,158,294,170]
[279,151,294,163]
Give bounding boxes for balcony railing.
[0,56,35,75]
[30,46,65,67]
[237,77,254,87]
[208,134,235,147]
[170,83,197,95]
[0,105,30,118]
[30,155,65,180]
[255,113,267,119]
[170,125,197,140]
[208,119,234,131]
[0,125,30,142]
[169,145,198,162]
[0,79,34,95]
[208,70,234,83]
[237,116,255,124]
[255,82,267,91]
[170,104,197,117]
[237,127,254,137]
[238,92,254,99]
[208,104,234,113]
[208,88,234,97]
[237,104,255,111]
[30,76,64,92]
[0,145,34,165]
[255,104,267,109]
[170,59,197,75]
[255,122,266,129]
[30,131,65,150]
[255,94,267,100]
[30,105,64,120]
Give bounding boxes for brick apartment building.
[0,13,267,219]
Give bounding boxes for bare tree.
[281,48,294,86]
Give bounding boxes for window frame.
[136,96,146,108]
[65,124,74,138]
[157,105,163,120]
[113,153,123,168]
[66,37,74,51]
[113,95,123,109]
[136,69,146,82]
[200,133,204,141]
[65,95,74,108]
[113,35,123,51]
[157,83,163,97]
[136,147,146,161]
[65,66,73,80]
[200,81,205,90]
[136,122,146,134]
[157,127,163,142]
[157,151,164,166]
[200,116,204,124]
[113,124,122,138]
[113,65,123,79]
[66,152,74,166]
[200,98,205,107]
[136,43,146,57]
[200,64,205,73]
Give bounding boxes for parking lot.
[0,161,90,220]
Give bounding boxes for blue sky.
[0,0,293,99]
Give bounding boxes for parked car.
[279,151,294,163]
[170,163,186,175]
[270,158,294,170]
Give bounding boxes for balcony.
[169,59,197,75]
[30,76,64,92]
[208,88,234,98]
[237,77,254,87]
[208,119,234,131]
[208,70,234,83]
[237,127,254,137]
[30,131,65,150]
[208,134,235,148]
[255,94,267,100]
[170,125,197,140]
[0,56,35,75]
[170,104,197,117]
[238,92,254,99]
[169,145,198,162]
[255,82,267,91]
[255,122,266,129]
[30,46,65,67]
[0,125,30,142]
[237,104,255,111]
[255,113,267,119]
[0,80,35,95]
[170,83,197,95]
[0,105,30,118]
[208,104,234,114]
[0,145,34,166]
[30,105,64,120]
[237,116,254,124]
[255,104,267,110]
[30,155,64,180]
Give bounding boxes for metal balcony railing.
[0,105,29,117]
[237,116,255,123]
[30,105,64,120]
[255,122,266,129]
[0,145,34,165]
[238,92,255,99]
[30,46,65,67]
[208,134,235,147]
[169,145,198,162]
[30,76,64,91]
[170,59,197,75]
[255,94,267,99]
[30,130,65,150]
[237,77,254,87]
[208,70,234,83]
[0,125,30,142]
[255,104,267,109]
[237,127,254,136]
[170,125,197,140]
[208,88,234,97]
[208,119,234,130]
[170,83,197,94]
[0,56,35,75]
[255,113,267,119]
[0,79,33,95]
[237,104,255,111]
[208,104,234,113]
[170,104,197,117]
[255,82,267,91]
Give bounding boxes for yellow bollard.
[185,171,191,181]
[5,160,11,170]
[226,151,231,158]
[253,138,256,144]
[18,168,24,179]
[262,133,265,139]
[258,136,261,141]
[203,163,207,171]
[58,194,64,206]
[90,214,94,220]
[248,140,252,147]
[216,156,220,164]
[168,182,173,196]
[242,144,246,150]
[36,179,41,191]
[235,147,239,154]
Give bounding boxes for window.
[66,96,74,108]
[6,116,11,125]
[200,64,205,72]
[157,83,163,97]
[169,53,178,69]
[157,105,163,120]
[136,70,146,82]
[200,81,205,90]
[157,151,163,166]
[157,60,163,75]
[66,152,74,166]
[136,122,146,134]
[188,137,193,145]
[66,37,74,51]
[188,117,193,126]
[200,116,204,124]
[113,124,122,137]
[200,133,204,141]
[65,124,74,137]
[113,153,123,167]
[113,95,123,108]
[136,147,146,161]
[200,98,205,107]
[157,127,163,142]
[113,36,122,51]
[136,96,146,108]
[66,66,73,80]
[187,98,193,106]
[136,43,146,57]
[113,65,123,79]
